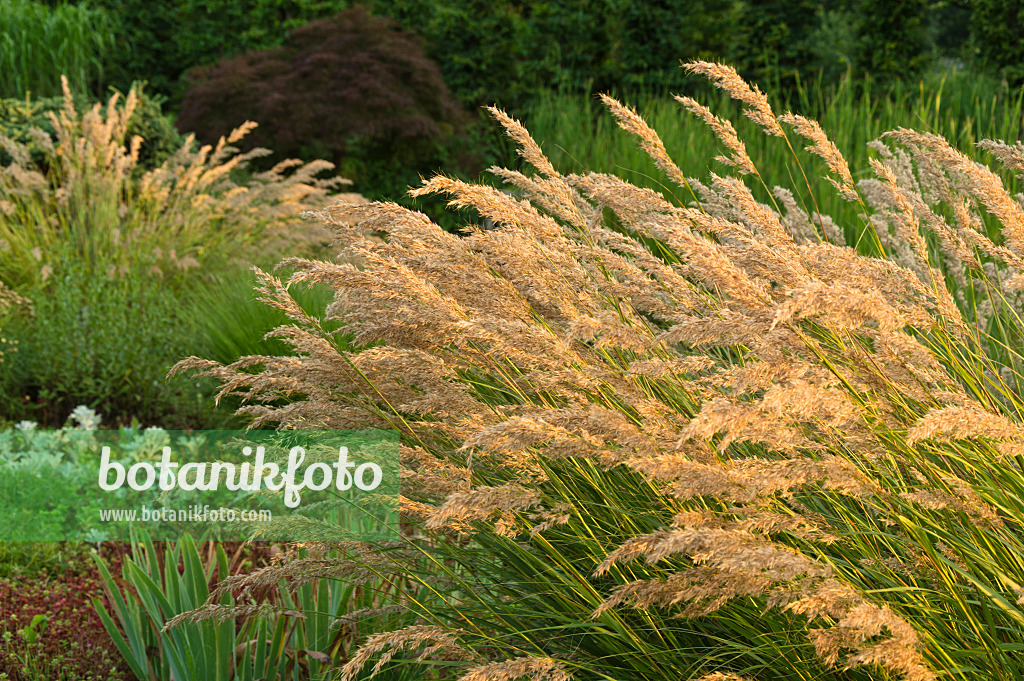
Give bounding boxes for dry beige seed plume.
[886,128,1024,257]
[674,95,757,175]
[456,656,572,681]
[339,625,472,681]
[683,60,784,136]
[779,112,858,202]
[599,93,690,190]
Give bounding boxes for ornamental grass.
[176,62,1024,681]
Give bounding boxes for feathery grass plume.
[485,106,559,180]
[0,76,360,293]
[457,656,572,681]
[600,93,691,191]
[0,279,30,314]
[772,186,820,243]
[906,404,1024,444]
[778,113,858,202]
[339,625,472,681]
[682,61,783,137]
[674,95,756,176]
[977,138,1024,175]
[867,157,933,275]
[885,127,1024,257]
[425,484,543,535]
[174,64,1024,681]
[485,105,595,229]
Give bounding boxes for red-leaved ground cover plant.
[0,544,130,680]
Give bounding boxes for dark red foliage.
[176,5,465,162]
[0,544,131,681]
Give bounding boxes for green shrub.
[727,0,925,89]
[849,0,931,85]
[0,0,115,99]
[967,0,1024,84]
[374,0,738,111]
[176,5,480,229]
[177,6,464,162]
[729,0,824,89]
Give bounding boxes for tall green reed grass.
[0,0,115,99]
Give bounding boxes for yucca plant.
[175,61,1024,680]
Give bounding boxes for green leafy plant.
[94,535,267,681]
[95,533,407,681]
[5,262,214,425]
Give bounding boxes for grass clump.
[0,84,186,172]
[0,77,360,425]
[175,61,1024,680]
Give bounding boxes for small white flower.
[14,420,37,431]
[69,405,102,430]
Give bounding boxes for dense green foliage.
[176,5,486,228]
[13,0,1024,117]
[729,0,824,89]
[849,0,931,85]
[177,7,468,182]
[1,265,214,426]
[92,0,350,101]
[373,0,736,110]
[967,0,1024,84]
[372,0,1001,110]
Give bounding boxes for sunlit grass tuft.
[175,63,1024,680]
